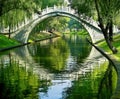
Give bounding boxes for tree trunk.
[94,0,117,54]
[98,22,117,54]
[103,32,117,54]
[0,2,3,17]
[8,25,11,39]
[108,20,113,41]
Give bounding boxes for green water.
[0,34,117,99]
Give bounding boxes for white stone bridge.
[10,6,107,43]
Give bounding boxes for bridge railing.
[40,6,75,15]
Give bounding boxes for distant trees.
[40,0,64,9]
[68,19,83,32]
[70,0,120,54]
[30,16,70,34]
[30,16,83,35]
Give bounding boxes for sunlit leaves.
[96,0,120,24]
[70,0,120,25]
[41,0,64,9]
[31,16,70,33]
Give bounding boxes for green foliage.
[70,0,95,16]
[0,0,39,16]
[70,0,120,24]
[0,0,37,30]
[68,18,83,31]
[29,32,51,41]
[33,16,70,33]
[95,0,120,24]
[76,30,88,35]
[0,9,28,28]
[41,0,64,9]
[30,16,83,36]
[0,0,64,31]
[114,14,120,28]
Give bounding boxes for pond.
[0,34,117,99]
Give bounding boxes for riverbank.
[0,34,20,49]
[0,33,59,52]
[98,34,120,61]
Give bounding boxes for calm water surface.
[0,34,117,99]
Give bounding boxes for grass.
[0,34,20,49]
[98,34,120,61]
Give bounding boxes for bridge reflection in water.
[0,34,117,99]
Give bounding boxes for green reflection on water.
[0,55,50,99]
[63,62,117,99]
[28,38,70,72]
[28,35,91,73]
[63,34,91,62]
[0,34,117,99]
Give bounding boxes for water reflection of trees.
[97,63,117,99]
[28,35,92,73]
[63,34,92,63]
[0,54,51,99]
[62,62,117,99]
[28,38,70,73]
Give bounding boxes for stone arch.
[12,9,104,43]
[28,12,93,41]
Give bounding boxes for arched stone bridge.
[10,6,117,43]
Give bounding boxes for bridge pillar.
[61,5,63,10]
[46,6,48,13]
[54,5,56,10]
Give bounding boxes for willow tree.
[0,0,41,38]
[40,0,64,9]
[70,0,120,54]
[0,0,65,38]
[0,0,41,16]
